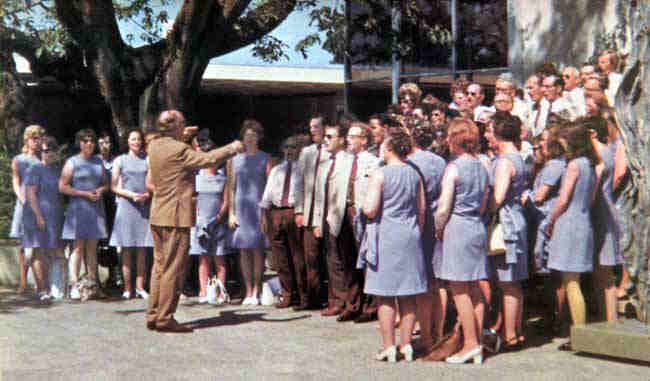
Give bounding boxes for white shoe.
[135,288,149,300]
[49,285,64,300]
[198,296,210,304]
[242,297,252,305]
[249,296,259,306]
[122,291,131,299]
[446,346,483,364]
[214,280,230,305]
[70,284,81,300]
[38,292,51,301]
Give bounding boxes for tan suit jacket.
[293,143,330,227]
[313,150,354,237]
[148,136,237,227]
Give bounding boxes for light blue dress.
[593,143,623,266]
[10,153,41,238]
[489,152,529,282]
[190,167,229,256]
[364,164,427,296]
[407,150,446,279]
[547,157,596,273]
[109,153,153,247]
[61,155,108,240]
[437,156,489,281]
[526,157,566,274]
[22,163,64,249]
[231,151,269,249]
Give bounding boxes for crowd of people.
[10,48,631,363]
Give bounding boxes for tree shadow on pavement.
[0,288,58,314]
[185,309,311,330]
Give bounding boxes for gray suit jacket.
[293,143,330,227]
[353,150,380,209]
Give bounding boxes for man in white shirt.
[494,73,530,123]
[562,66,586,117]
[541,73,576,121]
[293,115,330,310]
[467,83,492,121]
[525,74,547,137]
[260,136,303,309]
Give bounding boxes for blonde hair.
[22,125,44,153]
[398,83,422,105]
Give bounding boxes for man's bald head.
[156,110,186,137]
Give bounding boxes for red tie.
[323,155,337,221]
[307,145,322,226]
[281,161,292,207]
[347,154,358,206]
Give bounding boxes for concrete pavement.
[1,287,648,381]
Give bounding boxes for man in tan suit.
[146,110,243,333]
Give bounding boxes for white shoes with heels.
[445,345,483,364]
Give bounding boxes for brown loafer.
[320,306,343,316]
[146,321,156,331]
[274,296,293,309]
[156,320,194,333]
[336,310,359,322]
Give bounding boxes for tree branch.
[211,0,297,57]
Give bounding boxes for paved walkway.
[1,287,648,381]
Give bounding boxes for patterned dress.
[364,164,427,296]
[231,151,269,249]
[437,156,490,281]
[9,153,42,238]
[22,162,64,249]
[109,153,153,247]
[547,157,596,273]
[190,167,228,256]
[61,155,108,240]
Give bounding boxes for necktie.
[347,154,358,206]
[307,144,322,226]
[533,101,542,135]
[280,161,292,207]
[323,155,337,221]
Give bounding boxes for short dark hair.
[121,128,143,153]
[411,121,435,149]
[492,111,521,145]
[239,119,264,140]
[75,128,97,149]
[580,115,609,143]
[325,124,348,140]
[386,129,412,158]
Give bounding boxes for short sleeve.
[540,160,565,187]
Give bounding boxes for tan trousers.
[146,225,190,328]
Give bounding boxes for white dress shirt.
[259,159,300,209]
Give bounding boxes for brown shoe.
[274,295,293,309]
[321,306,343,316]
[421,326,462,361]
[146,321,156,331]
[336,310,359,322]
[156,320,194,333]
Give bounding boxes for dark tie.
[347,154,358,206]
[323,155,337,221]
[307,144,322,226]
[533,101,542,133]
[281,161,292,207]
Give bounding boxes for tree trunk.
[0,53,28,153]
[615,1,650,324]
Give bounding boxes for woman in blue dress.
[109,129,153,300]
[546,123,599,335]
[363,129,427,363]
[488,112,529,350]
[228,120,271,306]
[587,114,622,322]
[435,118,490,364]
[521,126,567,331]
[189,130,231,304]
[23,135,64,300]
[59,129,109,300]
[11,125,43,293]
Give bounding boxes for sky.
[14,1,340,73]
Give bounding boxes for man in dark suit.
[146,110,243,333]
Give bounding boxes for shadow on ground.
[0,288,58,314]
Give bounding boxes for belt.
[272,206,294,210]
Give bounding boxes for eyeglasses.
[347,134,364,138]
[324,134,339,140]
